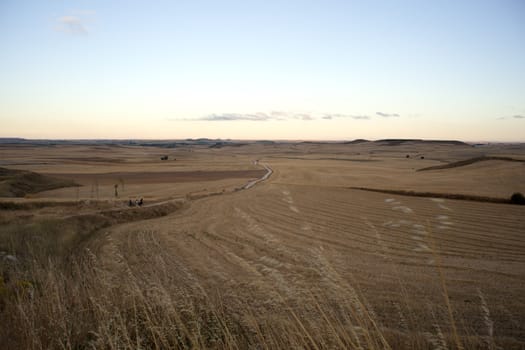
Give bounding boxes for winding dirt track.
[242,163,273,189]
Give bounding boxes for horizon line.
[0,137,523,144]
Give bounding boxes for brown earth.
[0,141,524,349]
[44,169,266,185]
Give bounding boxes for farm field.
[1,140,524,349]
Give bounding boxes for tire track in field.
[289,188,525,259]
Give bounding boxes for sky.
[0,0,524,141]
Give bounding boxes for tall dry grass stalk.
[0,208,514,349]
[0,229,395,349]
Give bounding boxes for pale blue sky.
[1,0,524,140]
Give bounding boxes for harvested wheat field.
[1,140,524,349]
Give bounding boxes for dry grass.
[1,216,521,349]
[0,167,78,197]
[348,187,519,205]
[1,231,392,349]
[1,142,524,349]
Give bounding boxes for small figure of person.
[138,198,143,206]
[128,199,134,207]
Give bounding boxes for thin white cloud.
[172,111,373,122]
[292,113,313,121]
[497,114,525,120]
[55,11,95,35]
[376,112,400,118]
[270,111,288,117]
[198,113,273,121]
[323,114,370,120]
[188,112,316,122]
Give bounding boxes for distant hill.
[0,138,26,143]
[344,139,369,144]
[0,138,475,147]
[375,139,469,146]
[209,142,248,148]
[0,167,79,197]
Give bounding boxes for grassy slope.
[0,167,79,197]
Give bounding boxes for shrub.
[510,192,525,205]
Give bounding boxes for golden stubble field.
[1,140,524,349]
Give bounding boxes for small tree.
[510,192,525,205]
